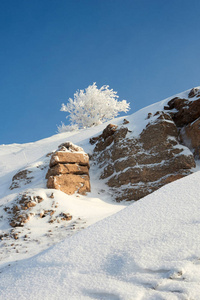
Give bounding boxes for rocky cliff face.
[91,87,200,202]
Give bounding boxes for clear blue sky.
[1,0,200,144]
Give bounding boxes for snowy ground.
[0,87,200,299]
[1,171,200,299]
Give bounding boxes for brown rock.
[113,127,129,142]
[160,174,186,185]
[46,163,89,179]
[164,92,200,158]
[146,113,153,119]
[13,234,18,240]
[40,212,44,218]
[166,97,189,110]
[165,97,200,127]
[34,196,43,203]
[46,142,91,195]
[123,119,129,124]
[47,174,91,195]
[114,157,137,173]
[107,159,194,188]
[102,124,118,140]
[100,164,115,179]
[50,152,89,168]
[10,222,17,228]
[13,206,20,213]
[180,117,200,158]
[92,114,196,202]
[92,124,118,152]
[175,99,200,127]
[115,184,158,202]
[9,169,33,190]
[140,116,178,150]
[89,136,100,145]
[188,87,200,98]
[26,201,36,208]
[7,193,45,228]
[92,137,105,152]
[59,213,72,221]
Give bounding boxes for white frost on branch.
[58,82,130,132]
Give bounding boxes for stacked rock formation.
[46,142,90,195]
[91,110,196,202]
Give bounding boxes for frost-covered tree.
[58,82,130,132]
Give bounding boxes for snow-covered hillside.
[0,88,200,299]
[0,124,127,267]
[1,172,200,299]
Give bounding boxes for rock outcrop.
[46,142,90,195]
[92,111,196,202]
[10,170,34,190]
[164,87,200,159]
[181,118,200,158]
[5,192,71,228]
[7,194,44,228]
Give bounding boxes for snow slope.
[0,87,200,299]
[0,126,127,267]
[1,171,200,300]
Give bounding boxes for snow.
[0,87,200,299]
[1,171,200,299]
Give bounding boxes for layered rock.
[164,87,200,159]
[46,142,90,195]
[92,112,195,202]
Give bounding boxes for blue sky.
[0,0,200,144]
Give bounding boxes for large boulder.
[91,113,195,202]
[46,142,90,195]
